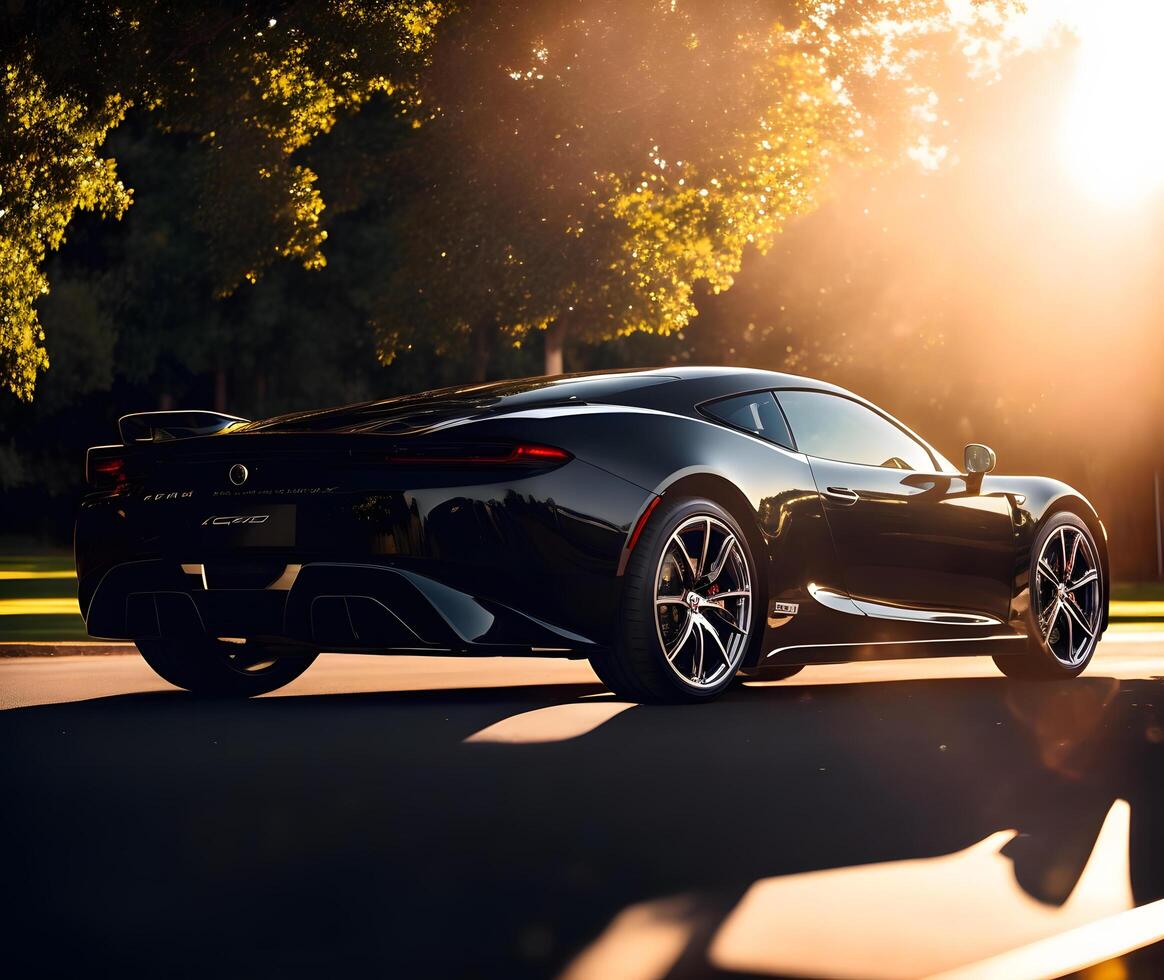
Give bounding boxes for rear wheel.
[590,497,761,703]
[993,512,1103,680]
[137,637,318,697]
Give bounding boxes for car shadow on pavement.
[2,672,1162,978]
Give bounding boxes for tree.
[1,0,449,399]
[370,0,1016,375]
[2,1,1017,399]
[0,56,131,400]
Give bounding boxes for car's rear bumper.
[82,558,603,654]
[75,458,652,652]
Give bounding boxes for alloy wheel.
[654,515,752,689]
[1033,524,1102,667]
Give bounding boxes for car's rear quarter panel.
[470,405,849,661]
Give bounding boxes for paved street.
[3,637,1164,978]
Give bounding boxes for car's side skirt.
[753,633,1026,669]
[808,583,1008,627]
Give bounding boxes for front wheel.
[589,497,761,703]
[137,637,318,697]
[993,512,1104,680]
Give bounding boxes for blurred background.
[2,0,1161,592]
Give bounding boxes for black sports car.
[77,367,1109,702]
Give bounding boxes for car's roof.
[426,366,855,409]
[248,367,853,432]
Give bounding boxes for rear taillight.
[388,443,572,466]
[506,444,572,462]
[86,449,128,490]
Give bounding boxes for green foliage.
[1,0,1017,400]
[371,0,1014,370]
[1,0,449,399]
[1,57,131,399]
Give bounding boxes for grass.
[1111,582,1164,602]
[1110,600,1164,618]
[1108,583,1164,626]
[0,551,75,574]
[1,548,1162,644]
[0,551,89,641]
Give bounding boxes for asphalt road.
[3,637,1164,978]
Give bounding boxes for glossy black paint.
[76,367,1109,666]
[807,457,1016,620]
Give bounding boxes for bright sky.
[1014,0,1164,205]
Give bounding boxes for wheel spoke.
[1059,527,1069,572]
[705,534,738,585]
[665,614,695,662]
[702,603,748,636]
[692,622,705,681]
[1036,558,1060,586]
[696,517,712,578]
[1063,597,1096,639]
[656,596,687,606]
[1065,531,1082,580]
[1068,569,1098,591]
[697,613,733,666]
[1041,596,1062,639]
[707,589,750,602]
[671,535,697,584]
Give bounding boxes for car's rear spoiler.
[118,411,249,445]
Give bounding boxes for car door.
[774,388,1015,624]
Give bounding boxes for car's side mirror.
[964,443,997,475]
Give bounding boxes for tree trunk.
[214,366,227,412]
[469,321,493,384]
[544,322,566,376]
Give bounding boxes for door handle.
[823,486,860,506]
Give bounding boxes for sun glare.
[1056,2,1164,206]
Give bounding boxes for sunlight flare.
[1056,2,1164,204]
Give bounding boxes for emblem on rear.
[229,463,248,486]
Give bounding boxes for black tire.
[589,496,763,704]
[992,651,1053,679]
[992,512,1103,680]
[585,646,625,692]
[137,637,318,697]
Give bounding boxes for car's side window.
[701,391,794,450]
[775,389,934,470]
